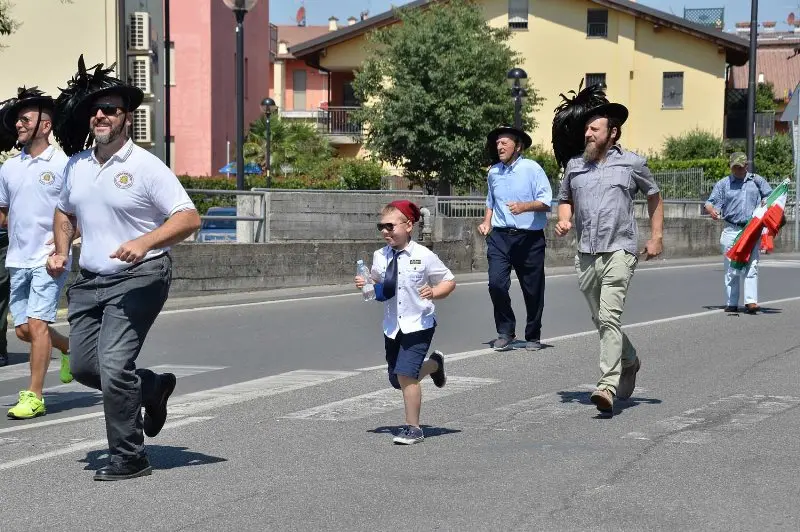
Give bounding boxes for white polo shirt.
[57,139,196,275]
[370,240,455,339]
[0,145,72,269]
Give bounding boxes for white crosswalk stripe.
[624,394,800,444]
[282,376,499,421]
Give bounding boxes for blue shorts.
[9,266,68,326]
[384,327,435,389]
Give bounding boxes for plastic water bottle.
[356,260,376,301]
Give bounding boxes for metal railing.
[587,22,608,37]
[316,106,364,138]
[185,189,267,242]
[652,167,707,200]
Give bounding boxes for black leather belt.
[493,227,543,235]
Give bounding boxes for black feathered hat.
[0,87,56,153]
[486,124,532,165]
[54,55,144,156]
[551,82,628,169]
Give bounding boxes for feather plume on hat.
[0,86,56,152]
[54,55,143,156]
[0,97,20,153]
[551,82,608,170]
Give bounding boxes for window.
[343,81,359,107]
[128,12,149,51]
[662,72,684,108]
[293,70,307,110]
[245,57,249,100]
[508,0,528,30]
[130,56,151,94]
[270,23,278,59]
[168,42,176,86]
[587,9,608,37]
[585,73,606,89]
[132,106,152,144]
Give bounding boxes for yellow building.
[289,0,748,157]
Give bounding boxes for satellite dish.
[296,6,306,26]
[788,12,796,26]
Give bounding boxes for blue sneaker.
[393,425,424,445]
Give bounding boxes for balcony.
[316,106,364,144]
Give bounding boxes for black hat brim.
[77,86,143,116]
[3,96,56,131]
[487,125,533,165]
[582,102,628,125]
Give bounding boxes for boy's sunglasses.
[89,103,124,117]
[377,222,405,232]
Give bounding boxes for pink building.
[271,25,330,112]
[170,0,271,176]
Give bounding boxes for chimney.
[328,16,338,32]
[360,10,369,21]
[763,21,776,32]
[348,16,358,26]
[278,41,288,55]
[735,21,750,34]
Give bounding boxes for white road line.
[0,369,359,436]
[39,261,724,327]
[355,295,800,372]
[0,416,214,471]
[624,394,800,444]
[282,376,499,421]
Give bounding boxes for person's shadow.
[79,445,227,471]
[368,425,462,438]
[557,389,661,419]
[703,304,782,316]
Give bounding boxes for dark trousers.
[487,229,546,342]
[0,233,9,355]
[67,254,171,462]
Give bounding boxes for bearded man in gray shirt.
[552,84,664,417]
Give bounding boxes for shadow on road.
[702,304,783,316]
[41,391,104,414]
[79,445,228,471]
[367,425,462,438]
[0,351,38,367]
[557,390,662,418]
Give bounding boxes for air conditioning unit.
[133,105,152,144]
[128,12,150,51]
[129,56,151,94]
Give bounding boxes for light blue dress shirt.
[705,173,772,226]
[485,157,552,231]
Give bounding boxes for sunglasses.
[377,221,409,232]
[89,103,124,117]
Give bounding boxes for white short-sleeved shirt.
[370,240,455,339]
[0,145,72,269]
[57,139,196,275]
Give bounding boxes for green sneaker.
[60,352,73,384]
[7,391,45,419]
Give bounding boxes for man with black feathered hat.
[478,124,552,352]
[552,83,663,417]
[0,98,14,368]
[0,88,74,418]
[47,56,201,480]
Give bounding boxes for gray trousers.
[0,233,9,354]
[67,254,171,462]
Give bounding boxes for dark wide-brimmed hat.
[1,87,56,132]
[0,98,20,153]
[486,124,532,164]
[551,82,629,169]
[54,55,144,156]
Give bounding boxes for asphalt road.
[1,254,800,530]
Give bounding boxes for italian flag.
[726,178,790,270]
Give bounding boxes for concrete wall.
[59,215,795,297]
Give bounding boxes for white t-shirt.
[57,139,196,275]
[0,145,72,269]
[371,240,455,339]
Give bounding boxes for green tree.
[352,0,540,193]
[243,115,332,178]
[756,81,778,112]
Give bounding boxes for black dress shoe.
[94,457,152,481]
[144,373,177,438]
[724,306,738,313]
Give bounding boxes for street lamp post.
[223,0,260,190]
[260,97,277,188]
[507,67,528,130]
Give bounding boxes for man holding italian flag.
[704,152,782,314]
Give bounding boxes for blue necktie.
[383,250,399,300]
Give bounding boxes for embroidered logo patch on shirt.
[39,172,55,186]
[114,173,134,189]
[410,259,422,264]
